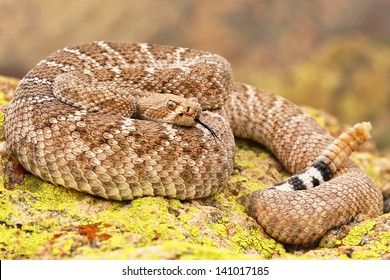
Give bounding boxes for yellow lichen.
[226,224,286,258]
[229,175,265,193]
[208,222,228,238]
[349,250,381,260]
[19,174,85,211]
[198,237,217,247]
[160,241,258,260]
[0,223,52,259]
[341,220,377,246]
[248,226,286,258]
[228,224,250,252]
[0,188,16,222]
[91,197,187,246]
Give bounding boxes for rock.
[0,75,389,259]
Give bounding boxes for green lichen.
[0,185,16,222]
[76,240,259,260]
[197,237,217,247]
[229,175,265,193]
[207,213,229,238]
[371,232,390,256]
[378,231,390,241]
[19,174,85,211]
[161,241,257,260]
[317,215,390,259]
[179,213,192,223]
[349,250,381,260]
[234,143,272,172]
[45,198,187,259]
[87,197,187,246]
[341,220,377,246]
[0,223,52,259]
[234,150,258,170]
[183,224,200,238]
[168,197,185,210]
[248,226,286,257]
[228,225,250,252]
[51,235,76,257]
[0,172,58,259]
[226,225,286,258]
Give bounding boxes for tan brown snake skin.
[4,42,383,244]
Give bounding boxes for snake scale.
[4,42,383,244]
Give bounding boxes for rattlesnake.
[4,42,383,244]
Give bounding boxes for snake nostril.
[187,106,196,116]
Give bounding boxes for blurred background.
[0,0,389,154]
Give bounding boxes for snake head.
[136,94,202,126]
[136,94,220,141]
[165,96,203,126]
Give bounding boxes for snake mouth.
[195,118,221,142]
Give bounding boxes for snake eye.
[167,100,176,110]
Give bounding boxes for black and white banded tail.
[270,122,372,191]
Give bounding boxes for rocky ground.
[0,75,389,260]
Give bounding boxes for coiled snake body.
[4,42,383,244]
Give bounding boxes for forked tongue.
[195,118,221,142]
